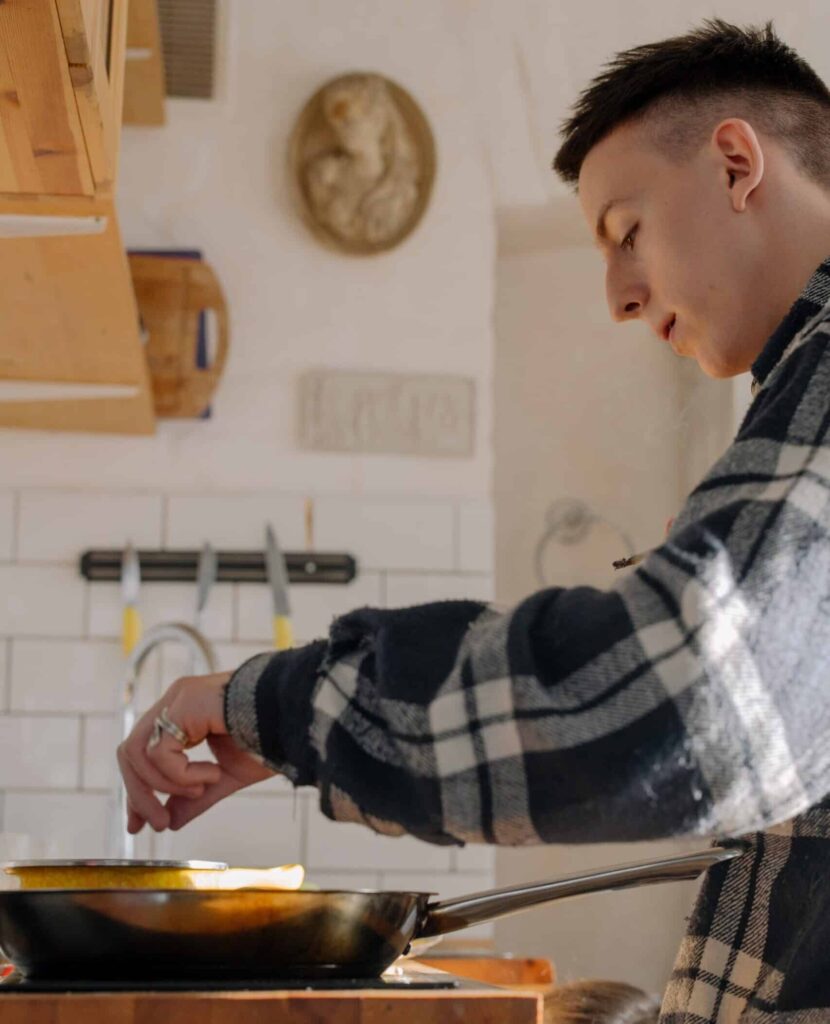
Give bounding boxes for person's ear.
[710,118,764,212]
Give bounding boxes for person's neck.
[769,181,830,323]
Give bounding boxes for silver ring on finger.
[150,707,190,748]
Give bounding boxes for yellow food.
[2,863,305,891]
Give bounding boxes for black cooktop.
[0,968,458,994]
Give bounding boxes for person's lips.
[662,315,677,343]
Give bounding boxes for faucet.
[114,623,217,860]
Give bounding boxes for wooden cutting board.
[129,253,228,418]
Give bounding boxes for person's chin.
[695,353,742,379]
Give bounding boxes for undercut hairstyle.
[553,20,830,191]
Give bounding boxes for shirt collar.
[751,256,830,392]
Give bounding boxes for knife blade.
[265,524,293,651]
[195,541,217,630]
[120,542,142,655]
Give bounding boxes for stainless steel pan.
[0,845,742,980]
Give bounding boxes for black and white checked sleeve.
[225,316,830,848]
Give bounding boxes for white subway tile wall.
[0,564,85,637]
[166,494,308,550]
[88,581,235,641]
[386,573,494,608]
[458,501,495,573]
[11,640,125,713]
[0,490,494,895]
[17,491,164,563]
[0,639,8,712]
[0,493,14,561]
[306,811,453,873]
[236,573,383,644]
[314,498,455,570]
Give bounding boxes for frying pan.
[0,846,742,980]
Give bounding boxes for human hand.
[117,672,276,835]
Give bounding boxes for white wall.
[0,0,498,925]
[0,0,494,497]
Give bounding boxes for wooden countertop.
[0,971,542,1024]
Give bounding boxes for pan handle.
[418,844,744,939]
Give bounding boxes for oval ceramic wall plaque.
[288,72,436,255]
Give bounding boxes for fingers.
[117,672,231,835]
[165,772,245,831]
[118,730,219,834]
[119,753,172,833]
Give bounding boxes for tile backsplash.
[0,488,495,913]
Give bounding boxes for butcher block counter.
[0,966,543,1024]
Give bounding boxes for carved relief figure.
[290,73,435,254]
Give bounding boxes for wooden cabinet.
[56,0,129,191]
[0,0,156,435]
[0,0,94,195]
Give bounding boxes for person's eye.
[621,226,638,252]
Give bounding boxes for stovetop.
[0,967,458,994]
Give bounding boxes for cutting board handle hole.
[199,307,220,368]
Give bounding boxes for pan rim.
[1,860,227,870]
[0,887,437,897]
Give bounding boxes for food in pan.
[0,860,305,891]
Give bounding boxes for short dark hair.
[553,20,830,190]
[543,980,660,1024]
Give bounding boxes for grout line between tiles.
[160,493,170,547]
[10,490,20,562]
[77,716,86,789]
[2,710,100,719]
[81,580,92,639]
[1,786,104,796]
[3,640,11,713]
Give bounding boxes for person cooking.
[120,20,830,1024]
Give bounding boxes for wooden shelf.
[0,3,157,436]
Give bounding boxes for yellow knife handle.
[274,616,294,651]
[123,607,143,655]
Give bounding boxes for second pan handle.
[418,844,744,938]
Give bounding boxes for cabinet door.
[0,0,94,196]
[56,0,128,192]
[0,195,156,435]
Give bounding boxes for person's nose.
[606,264,649,323]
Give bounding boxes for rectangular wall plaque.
[299,370,475,458]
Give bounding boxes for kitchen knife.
[120,542,142,655]
[265,524,294,651]
[195,541,217,631]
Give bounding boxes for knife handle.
[274,616,294,652]
[122,606,143,655]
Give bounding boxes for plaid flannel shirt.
[227,257,830,1022]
